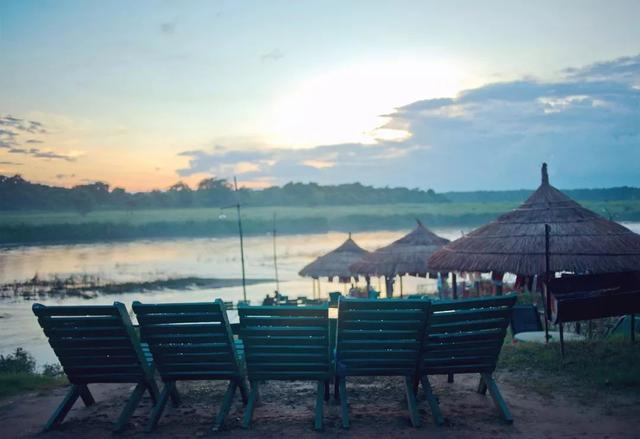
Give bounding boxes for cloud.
[0,115,83,161]
[175,54,640,190]
[56,173,76,179]
[261,49,284,62]
[0,115,46,134]
[160,19,177,35]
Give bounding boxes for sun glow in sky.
[269,58,477,148]
[1,1,640,191]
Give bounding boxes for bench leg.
[242,381,259,429]
[78,384,95,406]
[315,380,324,431]
[213,380,238,431]
[420,375,444,426]
[481,373,513,424]
[169,381,181,407]
[404,376,421,427]
[324,379,330,402]
[447,373,454,383]
[43,384,81,431]
[114,382,147,433]
[145,381,174,432]
[477,374,488,395]
[334,376,340,401]
[238,378,249,405]
[339,378,349,429]
[146,378,160,405]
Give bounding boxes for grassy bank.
[0,349,66,399]
[498,339,640,397]
[1,201,639,245]
[0,373,66,399]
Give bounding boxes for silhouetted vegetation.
[0,175,447,211]
[1,175,639,245]
[0,348,66,398]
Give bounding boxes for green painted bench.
[335,298,432,428]
[132,300,247,432]
[32,302,160,433]
[419,294,517,425]
[238,304,331,431]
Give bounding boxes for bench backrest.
[33,302,151,384]
[421,295,516,375]
[335,298,431,377]
[132,300,241,381]
[238,304,330,381]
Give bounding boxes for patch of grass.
[0,348,66,399]
[498,339,640,397]
[0,373,66,399]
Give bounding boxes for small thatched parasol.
[351,220,450,278]
[299,233,369,283]
[428,163,640,275]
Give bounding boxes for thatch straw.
[299,234,369,282]
[350,220,449,277]
[428,163,640,275]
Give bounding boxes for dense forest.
[0,175,447,212]
[1,174,639,213]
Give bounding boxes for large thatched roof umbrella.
[299,234,369,297]
[351,220,449,297]
[428,163,640,276]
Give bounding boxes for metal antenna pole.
[234,176,247,302]
[272,212,280,293]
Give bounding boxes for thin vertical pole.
[399,276,403,298]
[272,212,280,293]
[452,273,458,300]
[631,314,636,343]
[543,224,551,343]
[317,279,321,298]
[234,177,247,302]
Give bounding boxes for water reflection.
[0,228,466,364]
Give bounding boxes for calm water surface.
[2,223,638,365]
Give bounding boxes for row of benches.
[32,294,517,432]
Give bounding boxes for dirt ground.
[1,372,638,438]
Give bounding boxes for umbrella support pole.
[452,273,457,300]
[400,276,403,298]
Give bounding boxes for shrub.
[0,348,36,374]
[42,363,63,377]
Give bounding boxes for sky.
[1,0,639,192]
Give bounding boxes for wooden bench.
[419,295,517,424]
[32,302,159,433]
[132,300,247,432]
[335,298,431,428]
[238,304,331,430]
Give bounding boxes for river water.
[2,223,638,366]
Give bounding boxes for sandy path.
[1,373,638,438]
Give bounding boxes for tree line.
[0,175,447,212]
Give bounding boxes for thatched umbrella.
[428,163,640,276]
[299,233,369,297]
[350,220,450,297]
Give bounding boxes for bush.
[42,363,63,377]
[0,348,36,374]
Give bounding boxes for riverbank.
[0,276,273,300]
[2,201,639,246]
